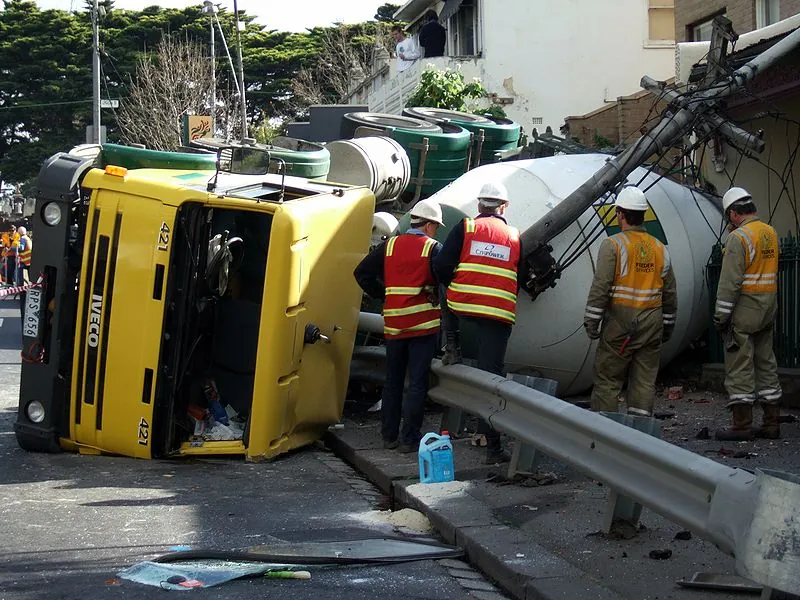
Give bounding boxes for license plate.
[23,287,43,339]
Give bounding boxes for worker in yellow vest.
[354,199,444,452]
[584,186,677,417]
[713,187,782,440]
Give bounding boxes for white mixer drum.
[326,136,411,202]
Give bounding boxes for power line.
[0,99,93,111]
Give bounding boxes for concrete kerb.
[324,430,625,600]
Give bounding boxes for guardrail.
[349,342,800,596]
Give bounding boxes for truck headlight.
[26,401,46,424]
[42,202,62,226]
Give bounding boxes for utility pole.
[232,0,247,141]
[91,0,101,144]
[202,1,217,137]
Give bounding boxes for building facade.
[347,0,677,135]
[675,0,800,41]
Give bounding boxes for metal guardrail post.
[600,412,661,532]
[505,374,557,478]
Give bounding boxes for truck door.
[244,187,374,460]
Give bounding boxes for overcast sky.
[32,0,384,31]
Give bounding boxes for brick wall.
[675,0,800,42]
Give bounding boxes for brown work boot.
[715,404,755,441]
[753,403,781,439]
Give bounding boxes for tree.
[115,35,219,150]
[374,3,400,22]
[405,66,487,111]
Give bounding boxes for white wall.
[357,0,676,135]
[480,0,675,132]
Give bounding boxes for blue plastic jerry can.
[418,431,455,484]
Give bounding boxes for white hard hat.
[372,212,398,239]
[615,186,649,211]
[17,226,26,236]
[409,198,444,226]
[477,182,510,207]
[722,187,752,212]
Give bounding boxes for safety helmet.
[722,187,752,212]
[17,226,26,236]
[615,186,648,211]
[477,182,510,208]
[409,199,444,226]
[372,212,398,239]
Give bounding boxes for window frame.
[446,0,483,57]
[755,0,782,29]
[645,0,676,47]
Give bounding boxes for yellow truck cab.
[15,146,374,460]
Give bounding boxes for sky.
[32,0,385,31]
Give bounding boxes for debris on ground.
[732,451,757,459]
[471,433,488,447]
[668,386,683,401]
[696,427,711,440]
[649,549,673,560]
[349,508,433,534]
[487,471,559,487]
[674,531,693,541]
[654,411,676,420]
[692,398,711,404]
[609,519,638,540]
[705,447,735,456]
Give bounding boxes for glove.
[662,325,674,343]
[584,321,601,340]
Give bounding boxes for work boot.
[753,403,781,439]
[715,404,755,441]
[441,330,462,366]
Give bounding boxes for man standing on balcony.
[391,25,420,72]
[419,10,446,58]
[713,187,782,441]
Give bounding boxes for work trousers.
[591,307,662,416]
[442,291,511,447]
[723,320,781,408]
[382,333,438,446]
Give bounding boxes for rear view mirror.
[217,146,271,176]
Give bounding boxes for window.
[648,0,675,42]
[756,0,781,28]
[447,0,481,56]
[691,16,718,41]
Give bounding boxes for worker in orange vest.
[17,226,32,285]
[354,199,444,452]
[584,186,677,417]
[434,182,524,464]
[713,187,782,440]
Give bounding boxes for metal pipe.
[210,7,216,136]
[358,311,384,334]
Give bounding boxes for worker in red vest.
[434,182,524,464]
[354,199,444,452]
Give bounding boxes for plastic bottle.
[418,431,454,484]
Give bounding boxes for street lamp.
[201,0,217,137]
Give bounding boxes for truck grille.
[74,210,122,430]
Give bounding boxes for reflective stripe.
[661,246,671,279]
[386,236,398,256]
[733,229,756,264]
[613,236,629,279]
[585,306,604,316]
[446,299,516,323]
[383,318,440,336]
[611,291,661,302]
[421,238,437,257]
[454,263,517,281]
[729,393,756,401]
[757,388,783,401]
[383,303,436,317]
[627,406,652,416]
[716,300,734,308]
[585,306,604,321]
[464,218,476,233]
[386,286,424,295]
[716,307,732,314]
[449,282,516,302]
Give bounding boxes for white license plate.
[23,288,43,339]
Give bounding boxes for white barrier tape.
[0,274,44,298]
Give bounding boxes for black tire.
[341,112,441,139]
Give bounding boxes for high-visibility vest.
[18,235,32,267]
[447,217,520,324]
[608,230,669,309]
[382,233,440,339]
[6,232,18,256]
[732,220,779,294]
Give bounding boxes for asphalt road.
[0,302,489,600]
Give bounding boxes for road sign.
[100,99,119,109]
